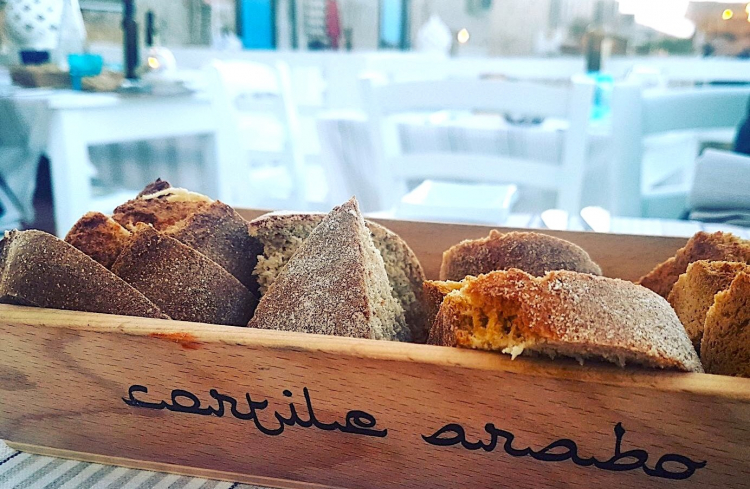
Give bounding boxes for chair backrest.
[204,59,307,209]
[360,76,595,214]
[610,83,750,217]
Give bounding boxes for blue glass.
[68,54,103,90]
[588,72,613,122]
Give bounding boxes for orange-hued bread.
[638,231,750,298]
[112,182,213,231]
[668,260,750,351]
[701,271,750,377]
[248,198,408,341]
[65,212,131,268]
[429,269,703,372]
[0,230,167,319]
[439,230,602,281]
[111,224,257,326]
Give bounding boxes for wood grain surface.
[235,209,689,282]
[1,305,748,489]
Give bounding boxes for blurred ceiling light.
[723,8,734,19]
[457,28,470,44]
[147,56,160,69]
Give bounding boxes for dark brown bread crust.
[248,211,428,342]
[430,269,703,372]
[668,260,750,351]
[166,201,261,294]
[439,230,602,281]
[111,224,256,326]
[64,212,131,268]
[638,231,750,298]
[423,280,462,338]
[136,178,171,197]
[0,230,167,319]
[701,271,750,377]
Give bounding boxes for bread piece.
[0,230,167,319]
[638,231,750,298]
[439,230,602,281]
[113,181,213,231]
[165,201,261,293]
[423,279,462,334]
[701,271,750,377]
[668,260,750,351]
[111,224,256,326]
[429,269,703,372]
[248,198,409,341]
[65,212,131,268]
[248,210,427,342]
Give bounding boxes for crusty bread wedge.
[0,230,167,319]
[111,224,257,326]
[112,182,213,231]
[701,271,750,377]
[440,230,602,281]
[429,269,703,372]
[668,260,750,351]
[65,212,131,268]
[639,231,750,298]
[248,198,409,341]
[248,210,426,342]
[165,201,260,292]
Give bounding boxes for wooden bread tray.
[1,212,748,489]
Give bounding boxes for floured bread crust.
[429,269,703,372]
[112,224,256,326]
[639,231,750,298]
[440,230,602,281]
[248,211,427,342]
[65,212,131,269]
[701,271,750,377]
[248,198,408,341]
[668,260,750,351]
[0,230,167,319]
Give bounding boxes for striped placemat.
[0,441,268,489]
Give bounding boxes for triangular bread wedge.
[248,211,426,342]
[0,230,167,319]
[668,260,750,351]
[701,271,750,377]
[638,231,750,298]
[248,198,409,341]
[429,269,703,372]
[111,224,257,326]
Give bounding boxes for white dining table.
[0,87,241,236]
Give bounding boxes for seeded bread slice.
[701,271,750,377]
[65,212,131,269]
[111,224,257,326]
[668,260,750,351]
[429,269,703,372]
[0,230,167,319]
[638,231,750,298]
[439,230,602,281]
[248,198,408,341]
[248,210,427,342]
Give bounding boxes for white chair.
[359,76,595,220]
[610,83,750,218]
[205,60,309,210]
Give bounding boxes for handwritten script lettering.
[122,384,706,481]
[422,421,706,480]
[122,384,387,438]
